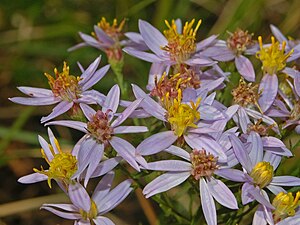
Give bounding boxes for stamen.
[250,161,273,188]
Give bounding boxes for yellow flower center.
[161,19,201,63]
[33,138,77,188]
[164,88,200,137]
[272,192,300,223]
[249,161,273,188]
[256,36,293,75]
[45,62,81,102]
[79,199,98,221]
[95,17,125,41]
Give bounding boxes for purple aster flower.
[253,191,300,225]
[123,19,216,67]
[10,57,109,123]
[18,128,121,192]
[46,85,148,186]
[132,84,227,164]
[201,28,257,81]
[41,171,132,225]
[142,145,238,225]
[219,134,300,209]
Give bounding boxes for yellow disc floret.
[33,138,77,188]
[45,62,81,102]
[272,191,300,223]
[256,36,293,75]
[164,88,201,137]
[162,19,202,63]
[249,161,273,189]
[80,199,98,221]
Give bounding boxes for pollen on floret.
[272,191,300,223]
[227,28,254,54]
[247,119,275,136]
[256,36,294,75]
[164,88,200,137]
[190,149,218,180]
[250,161,273,189]
[95,17,125,41]
[161,19,202,63]
[44,62,81,102]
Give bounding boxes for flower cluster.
[10,17,300,225]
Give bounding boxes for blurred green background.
[1,0,300,224]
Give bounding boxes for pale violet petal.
[41,101,73,123]
[200,178,217,225]
[235,55,255,82]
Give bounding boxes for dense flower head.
[86,110,114,144]
[232,77,260,108]
[190,149,218,180]
[247,119,274,136]
[95,17,125,41]
[249,161,274,189]
[272,191,300,223]
[256,36,293,75]
[44,62,81,102]
[33,138,77,188]
[161,19,201,63]
[227,28,254,54]
[164,88,201,137]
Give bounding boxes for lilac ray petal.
[138,19,167,57]
[185,58,216,67]
[164,145,190,161]
[125,32,146,45]
[102,84,120,114]
[263,152,282,170]
[235,55,255,82]
[247,185,274,209]
[123,47,163,62]
[81,90,106,105]
[253,205,268,225]
[188,127,217,134]
[196,35,218,51]
[137,131,177,156]
[46,120,87,133]
[41,101,74,123]
[94,26,114,45]
[270,24,288,43]
[201,78,225,92]
[113,126,148,134]
[94,216,115,225]
[199,178,217,225]
[68,42,88,52]
[81,65,110,91]
[241,182,256,205]
[277,216,300,225]
[18,173,48,184]
[47,128,59,154]
[143,171,190,198]
[132,84,167,121]
[184,134,227,162]
[68,182,91,212]
[229,134,253,173]
[294,72,300,97]
[214,168,246,182]
[9,96,60,106]
[237,107,250,134]
[79,56,101,83]
[282,67,298,79]
[84,143,104,187]
[147,62,168,90]
[92,171,115,203]
[38,135,53,161]
[206,177,238,209]
[266,184,286,195]
[111,98,143,127]
[98,179,133,214]
[109,137,140,171]
[42,203,78,212]
[199,105,225,120]
[41,205,81,219]
[247,131,263,165]
[258,74,278,112]
[146,160,191,171]
[79,32,102,49]
[202,46,235,61]
[79,103,96,121]
[17,86,54,97]
[91,157,122,178]
[270,176,300,186]
[287,51,300,62]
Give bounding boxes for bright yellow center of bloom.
[164,88,200,137]
[272,192,300,223]
[249,161,273,188]
[161,19,202,63]
[256,36,293,75]
[33,138,77,188]
[96,17,125,41]
[80,199,98,221]
[45,62,81,102]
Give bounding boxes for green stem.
[109,58,127,98]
